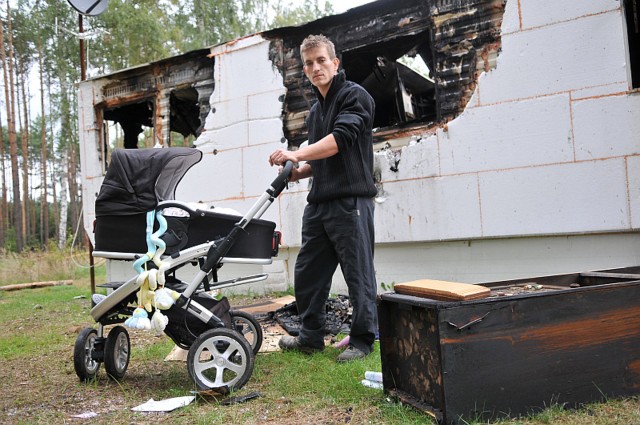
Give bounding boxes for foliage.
[0,0,334,253]
[0,246,105,286]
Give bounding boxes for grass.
[0,249,638,424]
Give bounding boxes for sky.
[330,0,375,14]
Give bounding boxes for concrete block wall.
[274,0,640,287]
[365,0,639,247]
[177,36,290,290]
[78,81,108,247]
[181,36,286,213]
[81,0,640,288]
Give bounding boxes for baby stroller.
[73,147,292,393]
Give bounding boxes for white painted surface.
[80,1,640,289]
[285,233,640,293]
[177,150,244,203]
[520,0,620,29]
[374,175,483,242]
[439,94,574,174]
[573,94,640,160]
[378,234,640,285]
[242,142,286,198]
[479,159,630,236]
[500,0,520,35]
[479,11,628,105]
[628,156,640,229]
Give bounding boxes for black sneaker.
[336,345,369,363]
[278,335,324,354]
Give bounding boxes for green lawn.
[0,251,638,424]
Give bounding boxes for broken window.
[625,0,640,88]
[103,99,154,150]
[341,31,436,130]
[168,87,203,147]
[101,88,203,152]
[93,49,215,168]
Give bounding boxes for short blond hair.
[300,34,337,60]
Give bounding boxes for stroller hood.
[95,147,203,216]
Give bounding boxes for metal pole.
[79,14,86,81]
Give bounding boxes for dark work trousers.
[294,196,377,353]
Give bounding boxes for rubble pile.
[259,295,351,336]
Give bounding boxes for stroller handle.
[270,160,294,198]
[156,201,199,217]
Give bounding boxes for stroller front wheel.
[104,325,130,380]
[74,327,101,382]
[187,328,254,393]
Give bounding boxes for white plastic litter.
[361,370,384,389]
[131,396,195,412]
[364,371,383,382]
[361,379,383,390]
[72,411,98,419]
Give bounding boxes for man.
[268,34,378,362]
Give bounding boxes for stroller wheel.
[74,327,101,382]
[187,328,254,393]
[104,326,130,380]
[230,310,263,355]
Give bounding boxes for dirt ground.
[0,294,313,424]
[0,297,360,424]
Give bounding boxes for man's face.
[302,45,340,95]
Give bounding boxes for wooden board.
[236,295,295,314]
[394,279,490,301]
[0,280,73,291]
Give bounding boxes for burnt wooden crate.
[378,266,640,424]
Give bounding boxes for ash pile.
[262,295,351,336]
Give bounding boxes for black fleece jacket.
[306,71,377,203]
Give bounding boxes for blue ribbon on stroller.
[132,210,168,274]
[126,209,178,331]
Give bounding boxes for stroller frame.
[74,147,292,393]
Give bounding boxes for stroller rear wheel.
[104,326,130,380]
[230,310,263,355]
[74,327,101,381]
[187,328,254,393]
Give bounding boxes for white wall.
[78,79,108,247]
[274,0,640,289]
[83,0,640,290]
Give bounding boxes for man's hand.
[288,166,303,183]
[269,149,298,166]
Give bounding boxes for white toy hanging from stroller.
[73,147,292,393]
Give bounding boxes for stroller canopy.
[96,147,203,216]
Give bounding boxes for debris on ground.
[131,396,195,412]
[72,411,98,419]
[220,391,262,405]
[361,371,383,390]
[261,295,352,336]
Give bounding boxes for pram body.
[74,147,292,393]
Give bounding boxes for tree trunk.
[58,176,68,249]
[19,61,30,244]
[51,163,58,243]
[0,1,22,252]
[0,106,5,250]
[59,79,78,248]
[47,72,58,243]
[38,41,48,247]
